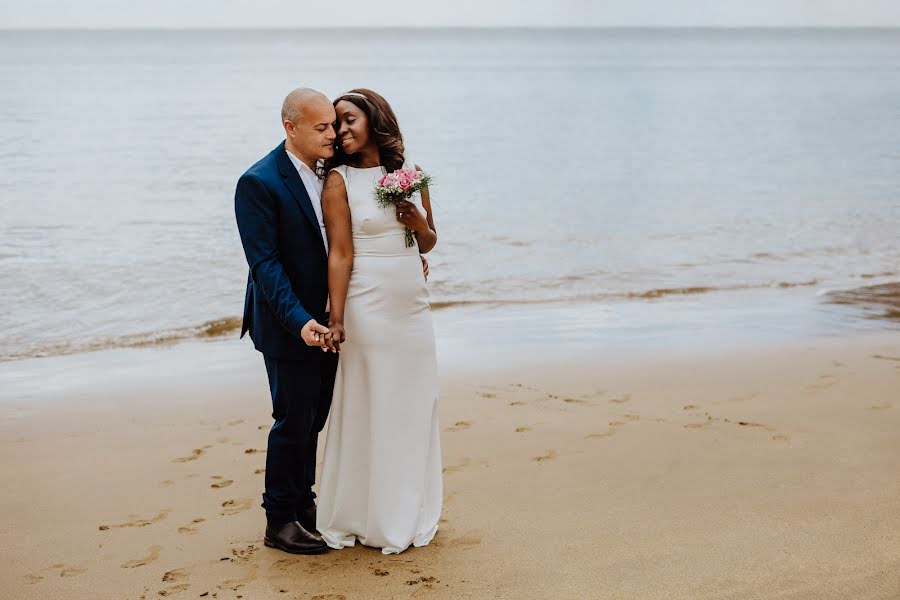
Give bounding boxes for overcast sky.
[2,0,900,28]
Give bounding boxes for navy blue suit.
[235,141,338,524]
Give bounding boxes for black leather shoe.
[298,505,318,535]
[264,520,328,555]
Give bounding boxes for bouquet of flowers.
[374,168,432,247]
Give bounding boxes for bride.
[315,88,442,554]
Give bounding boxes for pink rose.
[398,175,412,190]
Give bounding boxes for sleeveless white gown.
[316,162,442,555]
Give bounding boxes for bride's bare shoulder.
[323,168,347,191]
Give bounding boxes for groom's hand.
[300,319,329,347]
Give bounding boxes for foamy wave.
[0,317,243,363]
[432,279,820,308]
[823,282,900,323]
[0,278,852,362]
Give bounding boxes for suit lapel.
[275,141,325,248]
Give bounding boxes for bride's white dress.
[316,162,442,555]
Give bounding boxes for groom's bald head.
[281,87,336,167]
[281,87,330,124]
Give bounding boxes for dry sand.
[1,332,899,599]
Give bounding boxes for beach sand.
[1,330,899,599]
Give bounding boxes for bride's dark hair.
[321,88,405,177]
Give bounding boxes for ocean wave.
[432,279,820,308]
[823,282,900,323]
[0,317,243,363]
[1,278,867,363]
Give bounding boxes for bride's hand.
[323,322,346,353]
[395,200,427,233]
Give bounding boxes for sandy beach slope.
[1,331,898,599]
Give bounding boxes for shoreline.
[2,279,898,368]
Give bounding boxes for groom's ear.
[283,120,296,138]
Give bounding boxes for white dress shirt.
[285,149,328,254]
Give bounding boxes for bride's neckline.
[347,164,383,171]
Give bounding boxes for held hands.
[323,322,346,353]
[300,319,330,347]
[300,319,345,353]
[395,200,427,234]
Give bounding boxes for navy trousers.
[261,350,339,524]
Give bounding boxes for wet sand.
[1,329,899,599]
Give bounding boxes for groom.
[234,88,338,555]
[235,87,430,555]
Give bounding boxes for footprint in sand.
[684,413,717,429]
[244,448,266,455]
[807,375,838,391]
[159,480,175,487]
[508,400,527,406]
[443,420,472,432]
[220,562,259,591]
[772,434,791,442]
[177,517,206,535]
[450,534,482,547]
[215,436,231,444]
[162,569,188,581]
[227,419,245,426]
[121,546,161,569]
[478,392,497,399]
[158,584,189,597]
[442,457,471,475]
[723,418,772,430]
[310,595,346,600]
[586,419,626,439]
[59,565,87,577]
[99,509,171,531]
[372,567,390,576]
[563,397,588,405]
[532,449,556,463]
[608,394,631,404]
[869,402,892,410]
[220,498,254,516]
[682,404,699,411]
[515,426,532,433]
[406,576,439,585]
[872,354,900,362]
[161,568,190,587]
[210,479,234,489]
[172,448,205,463]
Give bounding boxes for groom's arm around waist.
[234,172,312,337]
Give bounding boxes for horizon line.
[3,25,900,31]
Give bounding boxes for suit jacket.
[234,141,328,360]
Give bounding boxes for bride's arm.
[322,171,352,352]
